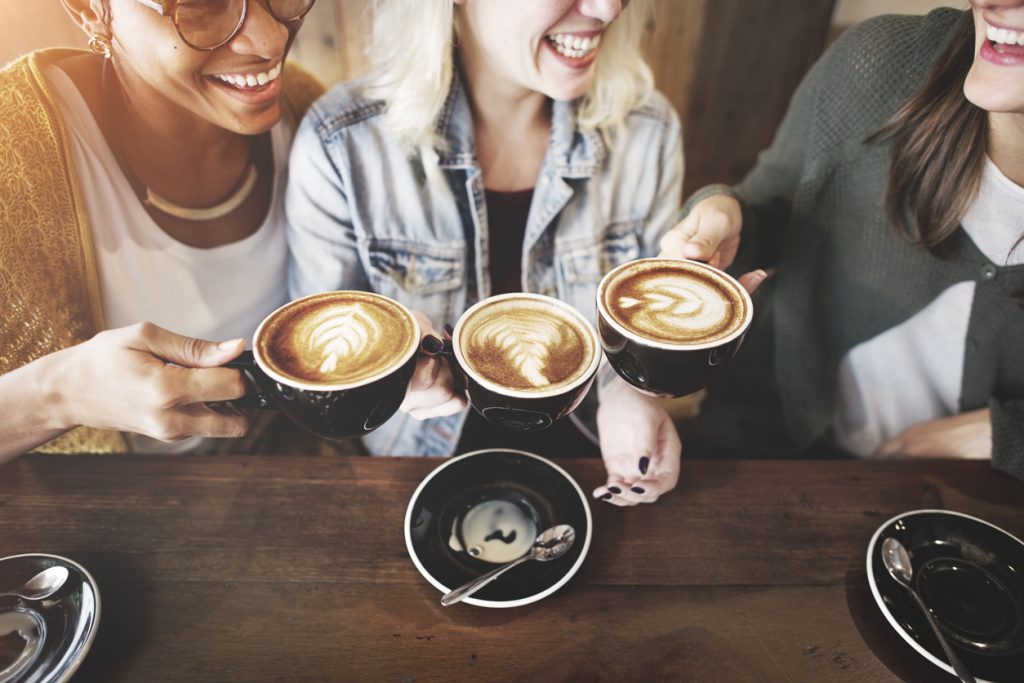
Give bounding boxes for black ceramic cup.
[441,293,602,432]
[596,258,753,398]
[227,291,421,439]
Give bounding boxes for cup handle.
[436,338,466,397]
[223,350,275,410]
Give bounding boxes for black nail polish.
[444,324,454,336]
[421,335,443,353]
[631,486,645,494]
[608,486,621,494]
[601,492,612,500]
[639,456,650,475]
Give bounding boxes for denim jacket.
[285,72,682,456]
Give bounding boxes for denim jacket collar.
[434,68,605,179]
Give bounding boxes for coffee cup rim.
[596,258,753,351]
[452,292,602,400]
[251,290,422,392]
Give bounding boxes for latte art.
[458,296,597,394]
[257,291,418,387]
[304,305,384,377]
[601,260,748,345]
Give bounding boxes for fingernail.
[608,486,621,494]
[638,456,649,475]
[630,486,645,494]
[601,493,612,500]
[421,335,443,354]
[444,324,454,337]
[218,338,243,351]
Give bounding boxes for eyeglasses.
[134,0,316,51]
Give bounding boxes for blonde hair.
[367,0,655,152]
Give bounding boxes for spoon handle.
[441,551,536,606]
[906,588,975,683]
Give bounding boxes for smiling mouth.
[210,62,283,91]
[986,22,1024,51]
[545,32,602,59]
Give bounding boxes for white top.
[832,156,1024,456]
[45,64,292,453]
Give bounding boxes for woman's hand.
[593,377,682,506]
[1,322,252,460]
[400,313,468,420]
[659,194,743,268]
[874,409,992,460]
[58,323,251,441]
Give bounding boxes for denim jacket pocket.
[558,222,642,284]
[364,238,466,324]
[557,222,642,322]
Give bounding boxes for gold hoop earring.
[88,34,113,59]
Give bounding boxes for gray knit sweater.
[686,9,1024,480]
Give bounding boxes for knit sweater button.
[979,264,997,280]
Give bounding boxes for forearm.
[0,351,74,462]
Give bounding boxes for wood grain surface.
[0,455,1020,682]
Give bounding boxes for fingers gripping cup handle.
[224,350,276,410]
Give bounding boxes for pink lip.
[980,38,1024,66]
[208,75,283,107]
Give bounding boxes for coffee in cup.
[596,258,753,397]
[447,293,601,431]
[256,290,418,388]
[231,291,421,439]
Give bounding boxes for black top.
[455,188,600,458]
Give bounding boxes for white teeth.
[987,22,1024,46]
[545,33,602,59]
[214,63,282,89]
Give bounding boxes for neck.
[107,64,253,207]
[458,53,550,192]
[988,112,1024,187]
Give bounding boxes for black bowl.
[867,510,1024,682]
[404,449,592,608]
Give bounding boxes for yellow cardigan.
[0,49,324,453]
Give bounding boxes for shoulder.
[624,89,680,132]
[817,9,965,114]
[300,77,388,141]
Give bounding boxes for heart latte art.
[257,291,418,387]
[601,260,748,345]
[458,296,597,394]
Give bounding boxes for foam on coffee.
[257,291,418,387]
[457,295,597,395]
[600,259,749,346]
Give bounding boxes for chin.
[542,81,593,103]
[228,106,283,136]
[964,72,1024,114]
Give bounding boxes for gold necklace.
[144,162,258,221]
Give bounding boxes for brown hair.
[870,12,987,252]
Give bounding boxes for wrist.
[37,346,80,431]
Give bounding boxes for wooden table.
[0,455,1021,682]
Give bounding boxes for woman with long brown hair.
[665,0,1024,478]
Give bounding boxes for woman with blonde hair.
[0,0,322,461]
[287,0,743,504]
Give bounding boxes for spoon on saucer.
[881,537,975,683]
[441,524,575,606]
[0,566,69,602]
